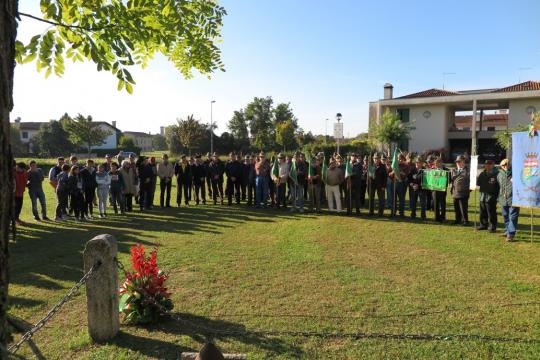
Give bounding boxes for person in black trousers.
[450,155,470,225]
[240,155,250,202]
[175,155,192,206]
[80,159,97,219]
[208,155,224,205]
[408,157,427,220]
[246,155,256,206]
[67,165,85,221]
[368,153,387,217]
[157,154,174,208]
[346,153,363,216]
[225,152,242,205]
[138,157,154,210]
[192,155,207,205]
[477,160,499,232]
[204,153,213,198]
[432,158,450,223]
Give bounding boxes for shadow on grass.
[109,312,303,358]
[8,205,315,290]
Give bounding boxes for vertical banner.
[469,155,478,190]
[512,132,540,208]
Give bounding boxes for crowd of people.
[12,149,520,241]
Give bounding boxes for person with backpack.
[55,164,70,221]
[27,160,49,221]
[80,159,97,219]
[67,165,85,221]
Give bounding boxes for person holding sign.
[432,158,450,223]
[476,160,499,233]
[497,159,519,241]
[450,155,470,225]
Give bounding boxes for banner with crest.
[512,131,540,208]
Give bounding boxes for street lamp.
[336,113,342,154]
[325,118,329,144]
[210,100,216,154]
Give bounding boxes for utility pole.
[336,113,342,155]
[210,100,216,154]
[325,118,329,144]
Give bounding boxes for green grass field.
[7,162,540,359]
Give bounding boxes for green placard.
[422,169,448,191]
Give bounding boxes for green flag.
[272,157,279,179]
[321,158,328,183]
[422,169,448,191]
[344,157,353,178]
[391,147,400,179]
[289,160,298,185]
[307,154,314,179]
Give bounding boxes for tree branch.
[18,12,97,32]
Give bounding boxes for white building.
[12,118,121,153]
[369,81,540,161]
[122,131,154,152]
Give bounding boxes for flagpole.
[531,207,534,243]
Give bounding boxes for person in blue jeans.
[27,160,49,221]
[254,153,270,208]
[497,159,519,242]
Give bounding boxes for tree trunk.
[0,0,17,352]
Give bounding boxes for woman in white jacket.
[95,163,111,218]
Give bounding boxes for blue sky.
[12,0,540,136]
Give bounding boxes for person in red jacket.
[14,161,28,225]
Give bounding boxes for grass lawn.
[7,167,540,359]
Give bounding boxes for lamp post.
[325,118,329,144]
[336,113,342,155]
[210,100,216,154]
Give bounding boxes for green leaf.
[125,82,133,94]
[117,79,125,91]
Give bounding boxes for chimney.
[384,83,393,100]
[14,117,21,128]
[112,120,117,128]
[160,126,165,136]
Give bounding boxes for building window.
[487,126,495,131]
[396,108,410,123]
[22,131,28,139]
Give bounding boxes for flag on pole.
[307,153,314,179]
[272,157,279,179]
[344,156,353,178]
[321,158,328,183]
[289,160,298,185]
[391,147,400,179]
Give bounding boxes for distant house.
[123,131,154,152]
[11,118,121,153]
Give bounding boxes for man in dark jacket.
[240,155,251,202]
[204,153,213,198]
[80,159,97,219]
[138,157,154,211]
[208,154,224,205]
[174,155,192,206]
[246,155,256,206]
[225,152,243,205]
[191,155,207,205]
[346,153,363,216]
[477,160,499,232]
[368,153,387,217]
[408,157,426,220]
[497,159,519,241]
[450,155,470,225]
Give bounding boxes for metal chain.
[8,261,102,355]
